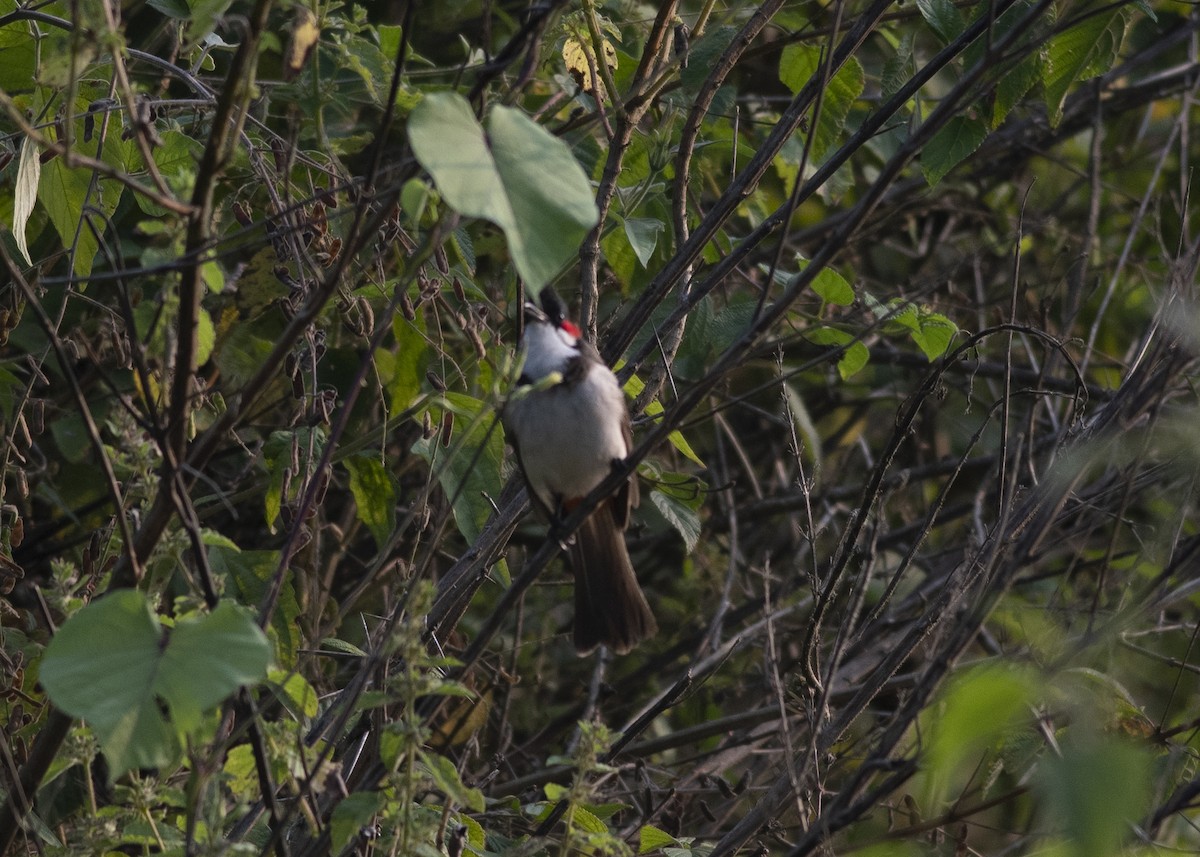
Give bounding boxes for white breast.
[506,354,630,510]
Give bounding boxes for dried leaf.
[13,136,40,265]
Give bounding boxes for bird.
[503,287,657,655]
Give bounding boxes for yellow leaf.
[286,7,320,81]
[562,36,617,100]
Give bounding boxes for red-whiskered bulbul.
[504,288,657,655]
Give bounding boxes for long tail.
[570,504,657,655]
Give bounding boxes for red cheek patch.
[560,319,582,339]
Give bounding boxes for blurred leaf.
[331,791,386,854]
[344,454,396,549]
[408,92,598,291]
[146,0,189,16]
[922,664,1040,805]
[386,314,428,414]
[1037,737,1152,857]
[783,383,822,473]
[210,546,301,669]
[0,365,22,423]
[419,750,485,811]
[195,307,216,365]
[284,6,319,81]
[213,322,275,389]
[412,392,503,542]
[267,669,319,720]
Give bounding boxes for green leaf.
[147,0,190,17]
[258,426,326,534]
[883,303,959,360]
[921,116,987,186]
[975,0,1042,128]
[908,312,958,360]
[880,33,915,102]
[138,130,200,215]
[0,13,37,92]
[1043,10,1126,127]
[568,803,609,834]
[650,480,703,553]
[0,365,23,423]
[267,669,319,720]
[680,26,737,95]
[155,601,273,733]
[40,592,270,780]
[622,371,705,466]
[992,51,1041,128]
[39,591,174,775]
[343,454,397,549]
[782,383,822,473]
[800,260,854,306]
[623,217,664,268]
[408,92,598,291]
[916,0,966,43]
[38,156,124,281]
[213,321,274,389]
[320,637,367,657]
[330,791,386,854]
[419,750,486,812]
[195,307,216,365]
[384,315,428,415]
[837,341,870,379]
[601,220,640,287]
[412,392,503,542]
[400,177,435,226]
[805,326,871,379]
[1037,737,1152,857]
[222,743,258,798]
[639,824,680,853]
[778,46,865,162]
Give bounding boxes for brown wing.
[611,408,638,529]
[505,418,556,520]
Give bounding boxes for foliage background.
[1,0,1199,854]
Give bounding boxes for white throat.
[521,321,580,382]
